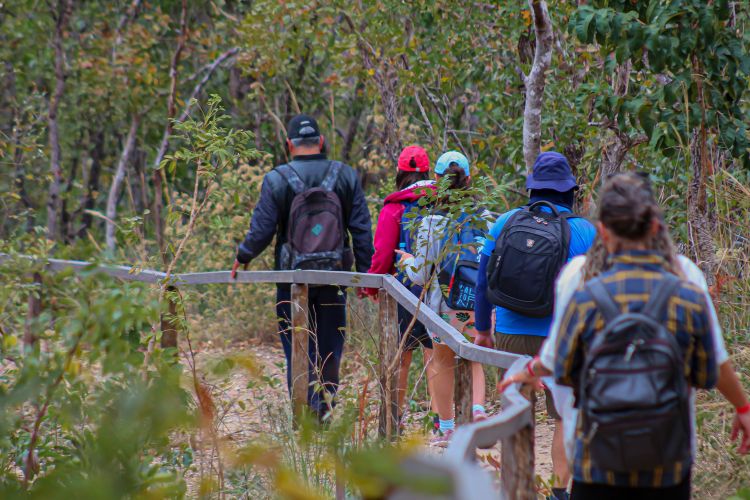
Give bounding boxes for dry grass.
[692,174,750,498]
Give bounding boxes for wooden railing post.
[501,385,535,500]
[378,288,399,440]
[160,285,179,349]
[290,283,309,418]
[23,272,42,347]
[454,356,472,426]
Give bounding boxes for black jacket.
[236,154,374,272]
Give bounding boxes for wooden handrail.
[2,254,534,499]
[0,255,520,370]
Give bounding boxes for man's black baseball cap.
[286,114,320,140]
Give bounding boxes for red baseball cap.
[397,145,430,172]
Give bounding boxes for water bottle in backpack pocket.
[579,275,691,472]
[277,161,348,271]
[486,201,575,317]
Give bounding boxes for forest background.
[0,0,748,498]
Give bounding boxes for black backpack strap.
[641,274,681,321]
[320,160,342,192]
[586,280,621,322]
[276,163,306,195]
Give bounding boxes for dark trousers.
[276,285,346,416]
[571,473,690,500]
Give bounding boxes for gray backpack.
[277,161,346,271]
[580,274,691,472]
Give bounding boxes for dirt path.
[187,339,555,495]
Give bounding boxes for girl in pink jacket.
[366,145,437,422]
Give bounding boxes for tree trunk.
[46,0,73,240]
[342,15,402,164]
[341,82,364,164]
[77,130,104,238]
[687,129,716,285]
[522,0,553,171]
[106,115,140,251]
[365,56,402,163]
[152,0,188,264]
[687,57,716,285]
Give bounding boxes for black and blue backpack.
[396,199,428,296]
[486,201,577,317]
[435,211,486,311]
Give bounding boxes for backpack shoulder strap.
[276,163,306,195]
[586,279,621,322]
[320,160,342,192]
[641,274,681,321]
[498,207,524,233]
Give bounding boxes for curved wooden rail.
[2,254,534,499]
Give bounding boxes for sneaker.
[473,408,488,422]
[429,429,454,448]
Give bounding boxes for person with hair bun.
[365,145,437,421]
[501,173,750,498]
[548,173,718,499]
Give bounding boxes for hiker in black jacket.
[232,114,374,418]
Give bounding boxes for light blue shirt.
[479,204,596,337]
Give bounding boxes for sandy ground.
[184,338,555,497]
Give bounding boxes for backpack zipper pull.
[624,339,644,362]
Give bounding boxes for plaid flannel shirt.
[554,250,718,488]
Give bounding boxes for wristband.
[737,403,750,415]
[525,359,536,378]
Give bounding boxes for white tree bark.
[522,0,553,171]
[106,115,139,251]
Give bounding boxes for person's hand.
[731,407,750,454]
[497,358,545,394]
[474,330,494,349]
[497,370,535,394]
[231,260,247,279]
[393,249,414,267]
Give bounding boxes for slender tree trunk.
[77,130,104,237]
[687,132,716,284]
[106,115,140,251]
[152,0,187,264]
[600,60,631,180]
[131,149,146,214]
[342,15,402,163]
[687,58,716,285]
[60,146,78,243]
[372,58,403,164]
[522,0,553,171]
[46,0,72,240]
[341,82,364,164]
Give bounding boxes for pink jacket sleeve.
[365,203,402,295]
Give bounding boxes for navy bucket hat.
[525,151,578,192]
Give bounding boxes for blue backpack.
[396,199,428,296]
[436,212,485,311]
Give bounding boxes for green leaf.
[575,10,596,43]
